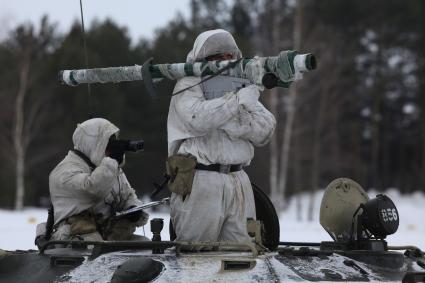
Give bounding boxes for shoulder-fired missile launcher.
[58,50,317,92]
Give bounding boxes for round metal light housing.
[361,194,399,239]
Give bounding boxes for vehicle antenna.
[79,0,94,118]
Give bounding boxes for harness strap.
[71,149,96,170]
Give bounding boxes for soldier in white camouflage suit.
[167,29,276,243]
[48,118,148,241]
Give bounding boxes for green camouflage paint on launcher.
[61,50,315,89]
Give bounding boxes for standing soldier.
[167,29,276,243]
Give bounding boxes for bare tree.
[13,37,32,210]
[307,68,331,221]
[277,0,304,209]
[371,47,383,190]
[268,0,283,210]
[269,88,281,207]
[255,0,305,212]
[3,17,58,210]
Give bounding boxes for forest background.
[1,0,424,220]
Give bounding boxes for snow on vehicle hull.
[1,247,423,282]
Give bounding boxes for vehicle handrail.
[278,241,321,247]
[175,241,259,257]
[39,240,178,255]
[39,240,260,258]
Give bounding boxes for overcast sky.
[0,0,191,41]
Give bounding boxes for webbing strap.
[71,149,96,171]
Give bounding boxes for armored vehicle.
[1,178,424,282]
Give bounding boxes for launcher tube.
[59,51,316,88]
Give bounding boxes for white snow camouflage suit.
[168,29,276,243]
[49,118,147,241]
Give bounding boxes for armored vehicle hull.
[1,241,424,282]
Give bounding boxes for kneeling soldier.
[47,118,148,242]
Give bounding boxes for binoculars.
[107,139,144,153]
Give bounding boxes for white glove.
[237,85,261,111]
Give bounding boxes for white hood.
[186,29,242,63]
[72,118,119,166]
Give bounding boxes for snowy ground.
[1,190,424,251]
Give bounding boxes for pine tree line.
[0,0,424,209]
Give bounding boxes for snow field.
[1,190,424,251]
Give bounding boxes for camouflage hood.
[186,29,242,63]
[72,118,119,166]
